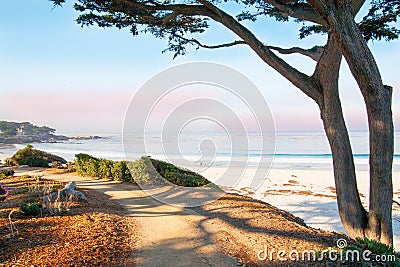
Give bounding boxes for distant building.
[16,127,26,136]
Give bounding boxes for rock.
[42,182,88,209]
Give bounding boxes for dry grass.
[0,176,136,266]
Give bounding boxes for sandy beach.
[202,166,400,251]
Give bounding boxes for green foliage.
[127,157,163,185]
[0,121,56,136]
[359,0,400,41]
[98,159,113,178]
[355,237,395,255]
[129,156,210,187]
[0,169,15,177]
[75,154,209,186]
[12,145,67,167]
[75,153,98,161]
[74,153,132,182]
[150,158,210,187]
[14,188,29,195]
[20,174,31,179]
[111,161,131,182]
[50,0,400,58]
[19,201,42,216]
[3,158,16,167]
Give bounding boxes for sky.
[0,0,399,135]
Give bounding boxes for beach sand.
[201,167,400,251]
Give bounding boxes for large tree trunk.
[320,3,394,246]
[314,35,368,240]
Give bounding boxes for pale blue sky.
[0,0,399,134]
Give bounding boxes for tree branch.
[261,0,326,25]
[122,0,212,17]
[196,0,322,102]
[352,0,366,15]
[174,34,247,49]
[266,45,324,61]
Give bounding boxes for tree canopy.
[51,0,400,58]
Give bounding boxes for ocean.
[1,131,399,171]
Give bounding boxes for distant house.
[16,126,26,136]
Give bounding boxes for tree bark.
[311,2,394,246]
[313,35,368,240]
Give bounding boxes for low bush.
[75,154,210,187]
[3,158,16,167]
[19,201,42,216]
[74,154,132,182]
[0,169,15,179]
[355,237,396,255]
[129,157,210,187]
[12,145,67,167]
[150,158,210,187]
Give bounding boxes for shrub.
[129,157,210,187]
[66,162,76,172]
[74,154,210,187]
[74,154,132,182]
[0,169,15,179]
[355,237,395,255]
[150,158,210,187]
[12,145,67,167]
[75,153,99,176]
[3,158,16,167]
[128,157,162,185]
[20,174,31,179]
[19,201,42,216]
[98,159,113,178]
[111,161,131,182]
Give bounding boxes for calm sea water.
[1,132,399,171]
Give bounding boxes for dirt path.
[37,170,237,267]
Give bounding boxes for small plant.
[20,174,31,179]
[19,201,42,216]
[66,162,76,172]
[355,237,395,255]
[3,158,16,167]
[13,188,29,195]
[27,181,62,198]
[44,193,74,215]
[34,174,43,182]
[354,237,399,266]
[0,169,15,178]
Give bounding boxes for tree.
[51,0,399,246]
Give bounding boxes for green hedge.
[75,154,211,187]
[74,153,132,182]
[149,158,210,187]
[128,156,211,187]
